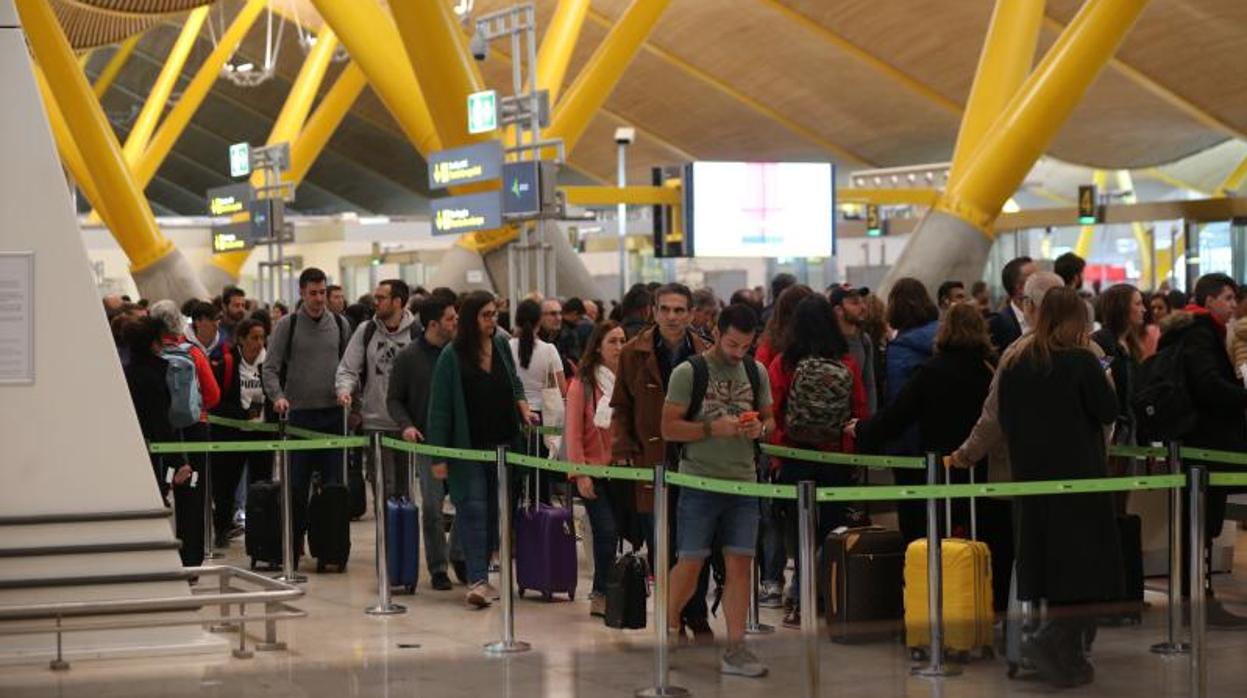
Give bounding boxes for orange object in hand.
[739,411,759,423]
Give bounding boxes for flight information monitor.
[684,161,835,258]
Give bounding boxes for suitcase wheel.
[250,558,257,571]
[981,646,995,661]
[1007,662,1019,679]
[317,561,326,573]
[406,584,416,595]
[909,648,927,662]
[517,588,525,598]
[542,592,553,602]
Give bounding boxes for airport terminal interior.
[3,0,1247,696]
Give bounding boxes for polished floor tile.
[2,512,1245,697]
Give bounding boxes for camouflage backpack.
[784,356,852,445]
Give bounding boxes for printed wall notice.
[0,252,33,384]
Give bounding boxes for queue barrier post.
[203,423,223,561]
[636,463,688,698]
[745,561,774,635]
[1152,440,1189,656]
[366,432,406,616]
[275,414,307,584]
[797,480,819,698]
[485,445,530,654]
[1189,465,1207,698]
[912,452,960,678]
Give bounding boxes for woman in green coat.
[427,291,533,609]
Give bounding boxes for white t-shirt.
[239,348,266,420]
[509,337,562,409]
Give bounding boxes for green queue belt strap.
[206,415,278,433]
[505,452,653,481]
[813,474,1185,502]
[379,437,494,463]
[149,436,368,454]
[1107,445,1168,459]
[1210,472,1247,487]
[1181,447,1247,467]
[524,425,564,436]
[760,444,924,470]
[664,471,798,500]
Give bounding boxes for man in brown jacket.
[610,283,714,643]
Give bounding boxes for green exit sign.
[229,142,251,178]
[467,90,498,135]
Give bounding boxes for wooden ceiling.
[60,0,1247,211]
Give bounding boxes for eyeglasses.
[480,310,498,319]
[543,310,561,316]
[373,295,391,302]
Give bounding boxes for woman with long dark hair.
[755,284,814,369]
[1092,285,1145,446]
[564,320,626,616]
[509,298,568,425]
[998,287,1120,688]
[766,295,868,627]
[427,291,533,609]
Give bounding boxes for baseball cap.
[828,285,869,306]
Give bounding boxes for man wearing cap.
[829,285,877,416]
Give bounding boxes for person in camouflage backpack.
[764,295,868,627]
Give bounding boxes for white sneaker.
[720,645,767,678]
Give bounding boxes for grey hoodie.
[335,310,419,431]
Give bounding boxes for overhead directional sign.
[427,140,503,190]
[467,90,498,134]
[207,183,253,217]
[1078,184,1100,225]
[229,142,251,178]
[865,204,882,237]
[502,161,541,217]
[431,191,503,236]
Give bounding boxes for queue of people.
[108,257,1247,686]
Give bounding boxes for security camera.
[469,30,488,61]
[614,127,636,145]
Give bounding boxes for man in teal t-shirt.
[661,303,775,678]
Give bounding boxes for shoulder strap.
[336,314,350,357]
[743,358,761,410]
[282,313,298,367]
[359,321,378,390]
[685,354,709,420]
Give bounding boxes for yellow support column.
[881,0,1150,297]
[211,28,343,281]
[120,7,208,164]
[948,0,1044,185]
[937,0,1151,234]
[545,0,671,155]
[389,0,488,148]
[134,0,266,191]
[1114,170,1154,287]
[1074,170,1107,258]
[310,0,440,156]
[538,0,591,105]
[1215,154,1247,197]
[287,61,368,186]
[34,67,114,229]
[18,0,206,301]
[93,35,139,99]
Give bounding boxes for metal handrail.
[0,509,171,526]
[0,571,196,591]
[0,540,181,558]
[0,566,302,621]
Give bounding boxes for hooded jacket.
[335,310,419,431]
[1158,308,1247,453]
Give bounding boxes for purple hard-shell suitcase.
[514,433,577,601]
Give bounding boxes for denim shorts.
[676,488,760,560]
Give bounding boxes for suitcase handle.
[943,458,976,541]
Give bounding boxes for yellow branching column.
[537,0,591,105]
[881,0,1152,296]
[18,0,207,303]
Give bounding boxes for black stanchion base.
[484,640,530,655]
[1150,641,1191,655]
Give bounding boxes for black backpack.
[1131,333,1196,444]
[604,551,649,629]
[684,353,762,420]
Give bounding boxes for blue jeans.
[288,407,345,553]
[450,462,498,586]
[581,479,619,594]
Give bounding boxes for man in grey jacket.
[262,267,353,556]
[387,296,462,590]
[336,279,419,501]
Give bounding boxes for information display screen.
[685,161,834,258]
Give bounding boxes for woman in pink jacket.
[565,320,627,617]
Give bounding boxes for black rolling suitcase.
[307,475,351,572]
[824,525,906,643]
[347,450,367,520]
[245,481,284,570]
[605,552,649,629]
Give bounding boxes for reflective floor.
[2,510,1245,697]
